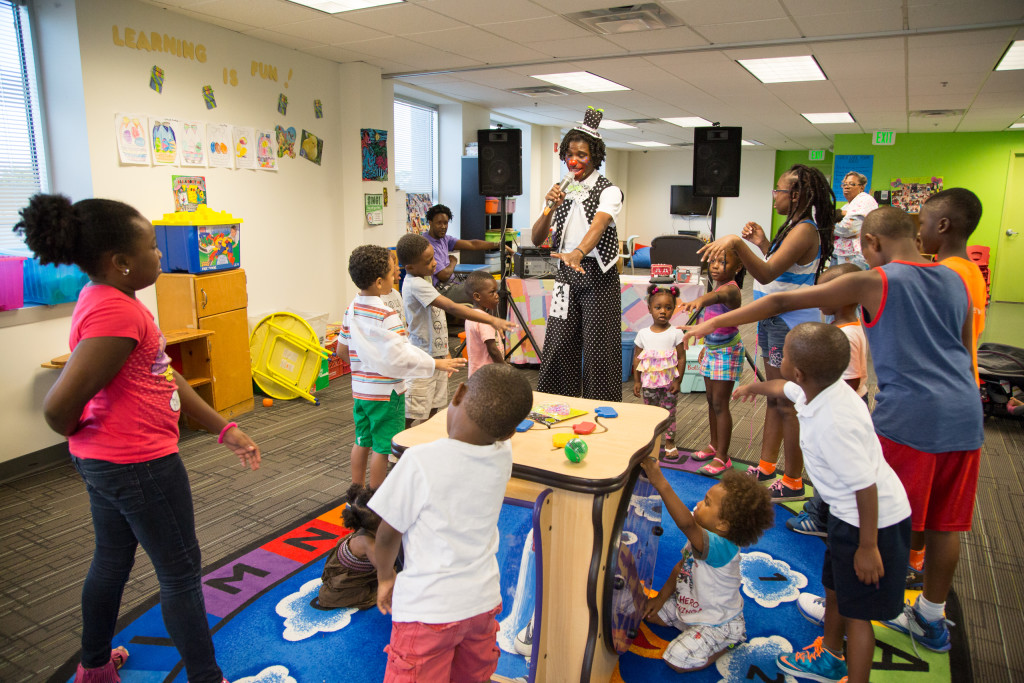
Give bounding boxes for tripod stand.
[494,196,543,363]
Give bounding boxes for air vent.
[509,85,575,97]
[910,109,965,118]
[617,118,662,125]
[564,3,683,35]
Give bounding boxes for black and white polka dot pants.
[537,258,622,402]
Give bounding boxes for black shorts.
[822,514,911,621]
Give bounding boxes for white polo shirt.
[784,380,910,528]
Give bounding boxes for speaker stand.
[495,197,542,363]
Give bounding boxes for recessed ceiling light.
[530,71,630,93]
[577,119,636,130]
[661,116,712,128]
[742,139,764,146]
[737,55,826,83]
[284,0,402,12]
[802,112,855,124]
[1009,122,1024,129]
[629,141,669,147]
[995,41,1024,71]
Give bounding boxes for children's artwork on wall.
[890,176,943,214]
[202,85,216,109]
[207,123,233,168]
[365,193,384,226]
[149,66,164,93]
[406,193,431,234]
[361,128,387,181]
[256,130,277,171]
[314,99,323,119]
[172,175,207,212]
[277,94,288,115]
[233,126,256,170]
[299,129,323,166]
[275,125,296,158]
[151,120,177,165]
[115,113,150,165]
[173,120,206,167]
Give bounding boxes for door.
[200,308,254,410]
[992,152,1024,303]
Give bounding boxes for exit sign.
[808,150,825,161]
[873,131,896,145]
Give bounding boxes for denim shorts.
[757,315,790,368]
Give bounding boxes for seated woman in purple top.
[423,205,503,286]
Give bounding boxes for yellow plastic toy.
[552,433,573,448]
[249,312,330,405]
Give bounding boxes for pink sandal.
[690,444,716,462]
[699,456,732,477]
[74,647,129,683]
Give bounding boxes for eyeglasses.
[841,183,863,188]
[771,189,792,195]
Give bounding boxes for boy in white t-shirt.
[370,364,534,683]
[734,322,911,683]
[639,462,774,672]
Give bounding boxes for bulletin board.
[832,155,874,192]
[890,177,943,214]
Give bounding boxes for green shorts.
[352,392,406,456]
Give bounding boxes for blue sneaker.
[881,603,953,653]
[787,511,827,537]
[776,636,847,682]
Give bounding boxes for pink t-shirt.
[465,319,504,376]
[68,284,180,463]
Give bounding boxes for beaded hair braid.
[769,164,837,284]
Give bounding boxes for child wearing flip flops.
[632,284,686,459]
[680,248,746,476]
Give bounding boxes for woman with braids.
[531,106,624,401]
[697,164,835,502]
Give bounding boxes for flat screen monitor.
[670,185,712,216]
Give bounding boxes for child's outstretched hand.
[680,322,713,349]
[489,316,517,333]
[640,456,668,490]
[854,544,884,587]
[680,298,701,313]
[221,426,261,470]
[435,356,466,375]
[732,384,759,403]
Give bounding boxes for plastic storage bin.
[679,344,706,393]
[0,256,26,310]
[484,197,516,214]
[23,259,90,305]
[153,206,243,274]
[621,331,637,382]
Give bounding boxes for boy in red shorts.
[684,206,983,653]
[369,364,534,682]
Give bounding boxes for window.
[393,99,436,201]
[0,0,47,256]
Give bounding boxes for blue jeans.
[73,454,223,683]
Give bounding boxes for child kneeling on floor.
[369,364,534,683]
[318,484,386,610]
[639,461,774,672]
[734,322,911,683]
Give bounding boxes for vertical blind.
[0,0,46,256]
[393,99,436,200]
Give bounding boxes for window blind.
[0,0,47,256]
[393,99,436,200]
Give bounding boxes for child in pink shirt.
[463,270,506,376]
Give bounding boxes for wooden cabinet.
[156,269,253,420]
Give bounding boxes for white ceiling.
[140,0,1024,150]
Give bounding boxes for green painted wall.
[770,150,834,237]
[832,131,1024,262]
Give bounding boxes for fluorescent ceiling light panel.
[661,116,712,128]
[995,41,1024,71]
[1009,122,1024,129]
[629,141,669,147]
[737,55,826,83]
[598,120,636,129]
[283,0,402,12]
[802,112,855,124]
[742,139,763,146]
[530,71,630,93]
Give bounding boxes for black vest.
[552,174,621,272]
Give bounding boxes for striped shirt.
[753,221,821,329]
[341,295,435,401]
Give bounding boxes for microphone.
[542,174,574,216]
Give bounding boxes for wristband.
[573,247,585,257]
[218,422,238,444]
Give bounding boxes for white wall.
[1,0,398,461]
[621,148,776,247]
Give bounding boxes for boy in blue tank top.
[683,206,983,654]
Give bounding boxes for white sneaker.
[797,592,825,628]
[514,619,533,657]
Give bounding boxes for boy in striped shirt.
[339,246,465,487]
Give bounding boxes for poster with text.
[174,120,206,167]
[256,129,277,171]
[361,128,387,181]
[365,193,384,225]
[233,126,256,170]
[832,155,874,193]
[207,123,233,168]
[115,113,150,165]
[151,119,178,166]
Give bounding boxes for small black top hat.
[573,106,603,139]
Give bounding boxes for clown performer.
[531,106,624,401]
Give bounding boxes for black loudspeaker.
[477,129,522,197]
[693,126,742,197]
